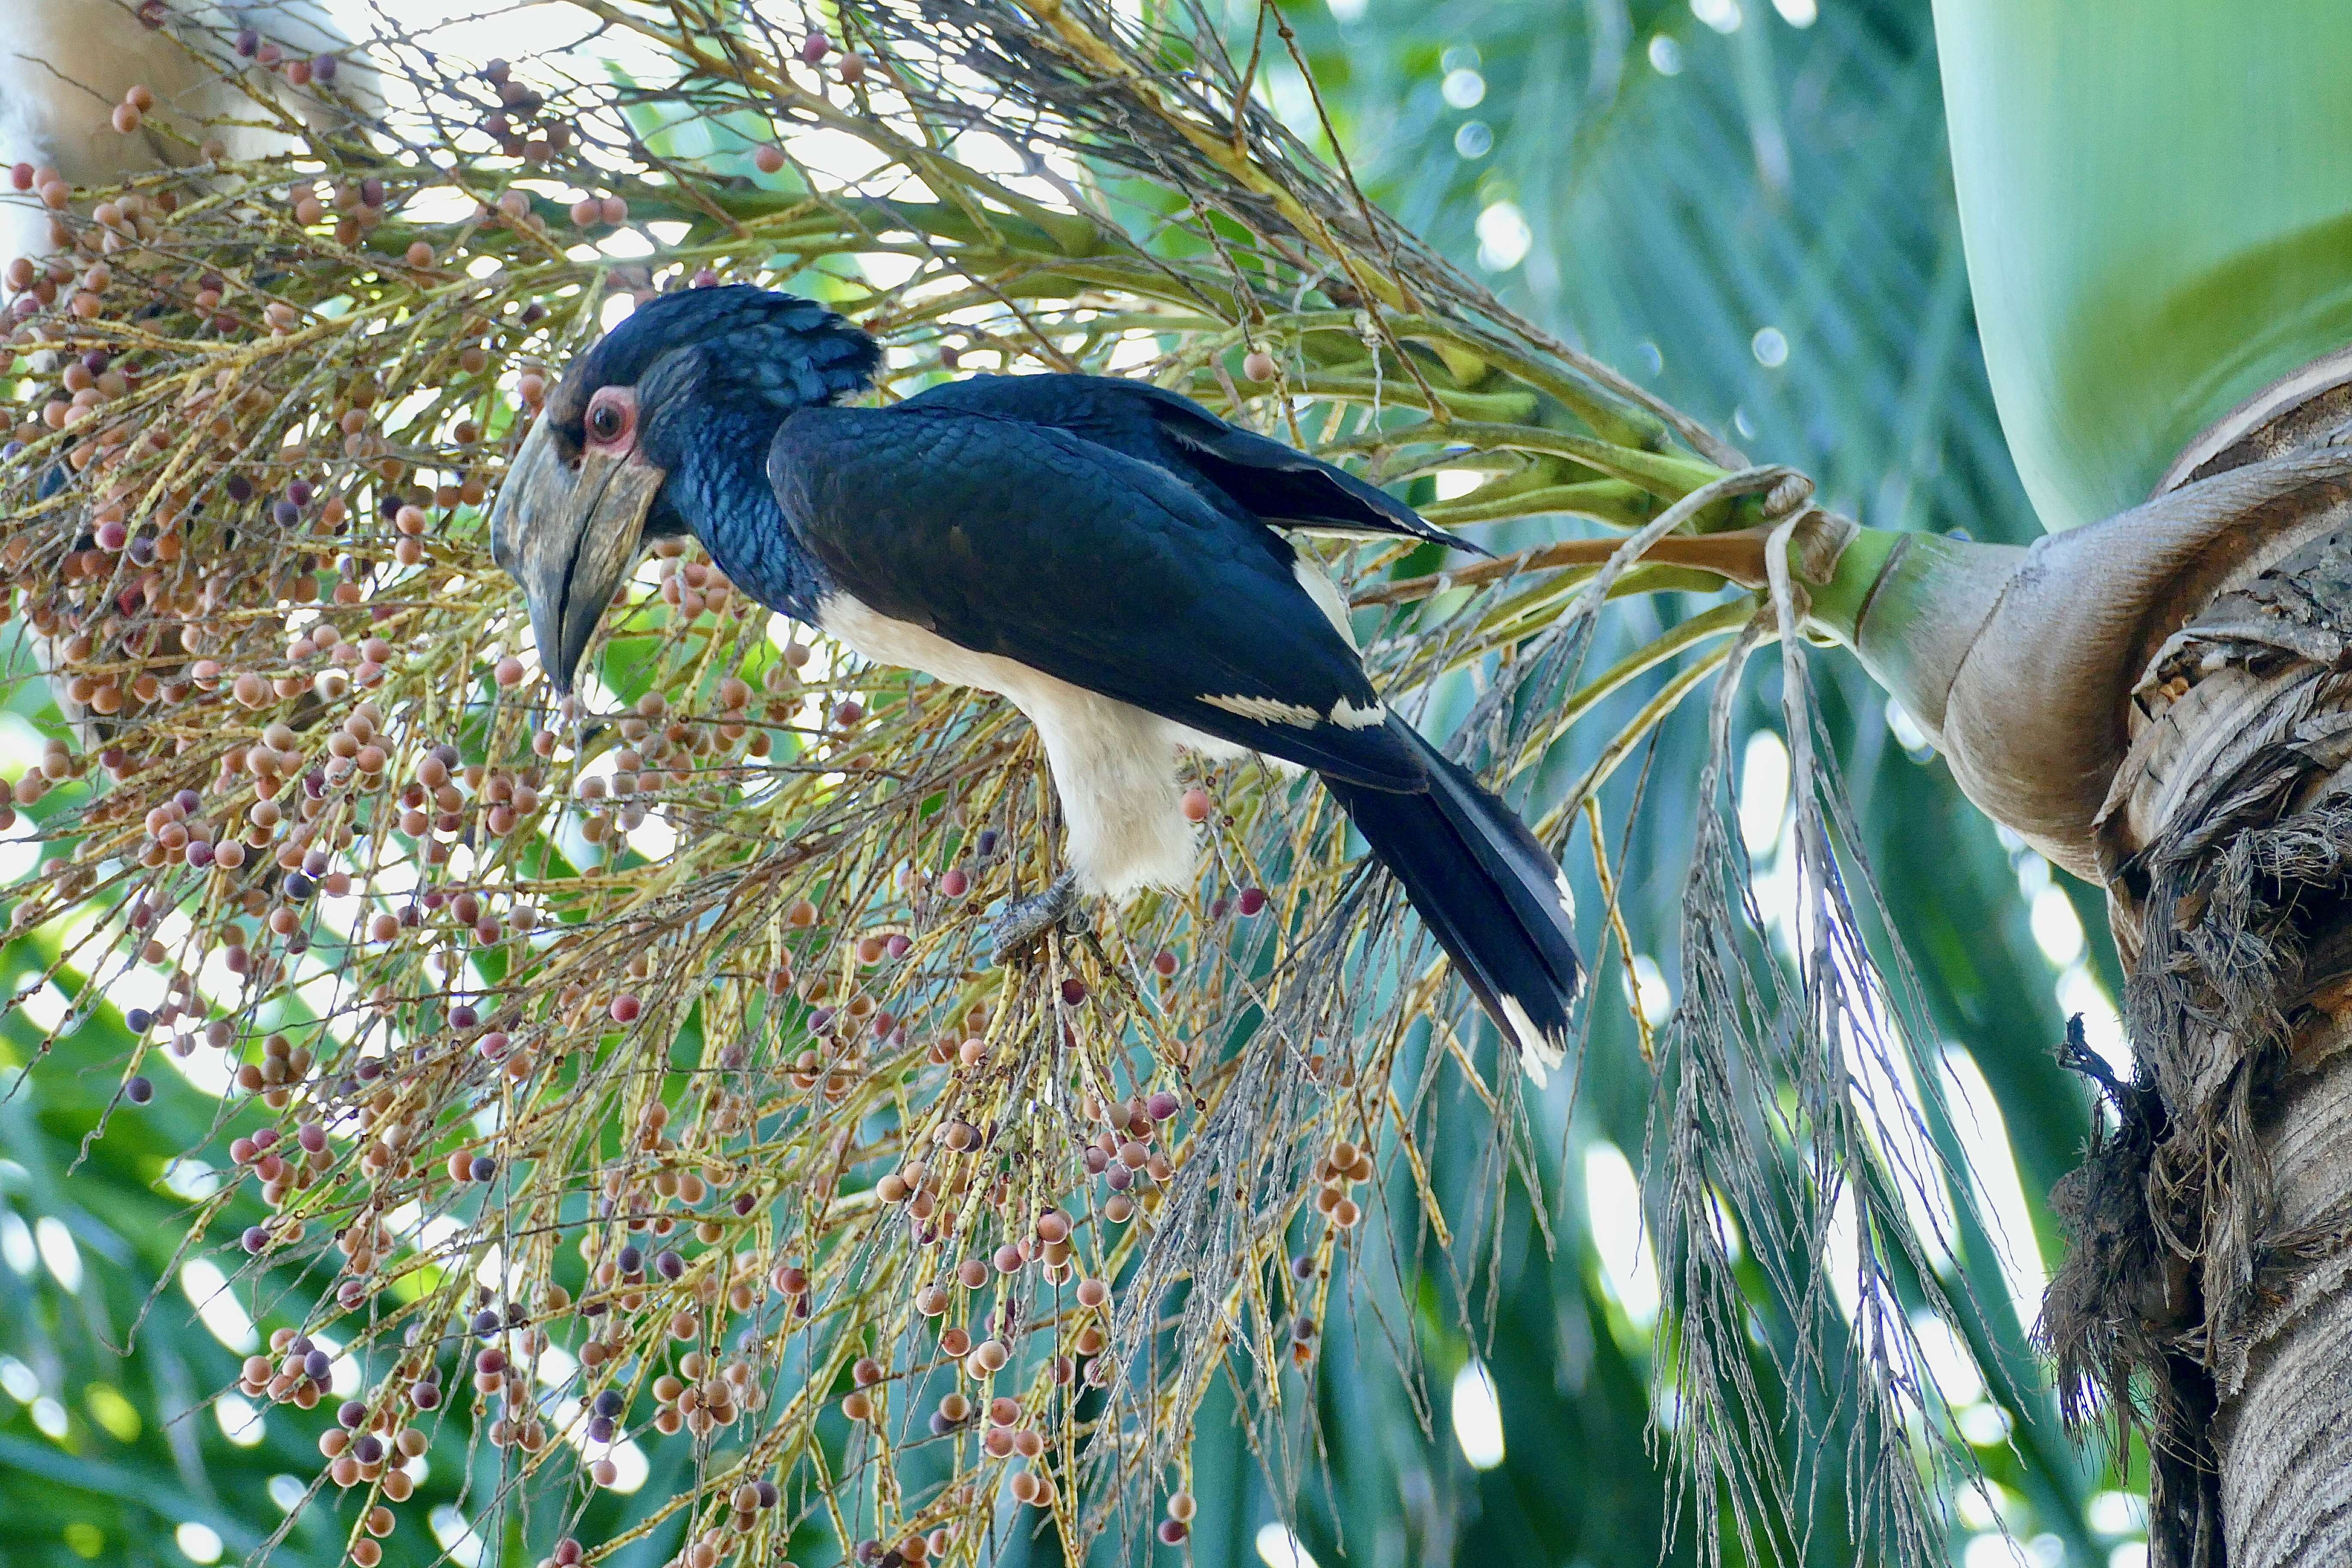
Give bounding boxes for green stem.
[1799,525,1905,647]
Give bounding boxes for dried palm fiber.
[1911,352,2352,1567]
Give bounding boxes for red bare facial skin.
[583,384,638,457]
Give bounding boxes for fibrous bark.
[2039,438,2352,1567]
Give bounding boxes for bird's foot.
[989,871,1086,966]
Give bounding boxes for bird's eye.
[588,402,625,442]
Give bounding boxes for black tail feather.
[1322,720,1583,1078]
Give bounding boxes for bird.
[490,285,1583,1075]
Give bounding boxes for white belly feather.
[818,594,1201,901]
[815,555,1362,903]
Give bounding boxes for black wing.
[900,373,1482,555]
[768,403,1425,790]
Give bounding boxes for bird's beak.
[489,413,666,696]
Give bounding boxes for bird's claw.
[988,871,1085,966]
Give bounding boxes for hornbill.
[490,287,1583,1074]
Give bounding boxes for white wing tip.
[1499,995,1568,1086]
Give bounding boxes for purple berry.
[124,1074,153,1103]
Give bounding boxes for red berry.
[940,867,968,897]
[1237,886,1267,916]
[609,994,641,1023]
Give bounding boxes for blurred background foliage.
[0,0,2146,1565]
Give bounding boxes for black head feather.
[553,285,880,431]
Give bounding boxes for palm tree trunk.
[2213,1029,2352,1568]
[2040,417,2352,1566]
